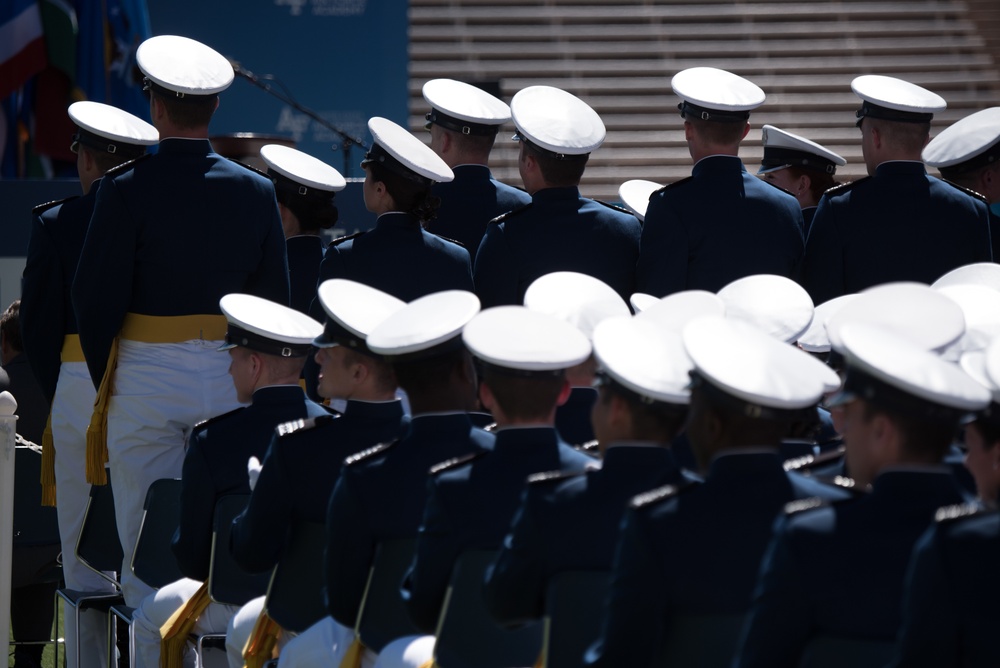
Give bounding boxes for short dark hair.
[341,347,397,395]
[867,117,930,154]
[684,116,747,145]
[151,90,217,129]
[392,347,467,398]
[276,191,338,232]
[522,141,588,187]
[599,384,687,442]
[482,367,565,422]
[81,145,136,174]
[861,401,956,462]
[1,300,22,352]
[783,165,840,202]
[367,161,441,224]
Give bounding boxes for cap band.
[678,101,751,123]
[838,366,968,425]
[267,169,338,203]
[939,140,1000,179]
[313,320,385,359]
[224,325,313,357]
[361,143,434,186]
[760,147,838,175]
[72,129,148,160]
[513,133,589,162]
[689,370,817,422]
[594,371,687,409]
[425,109,500,137]
[143,77,218,103]
[475,358,567,379]
[855,101,934,125]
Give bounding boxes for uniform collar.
[250,385,307,405]
[692,154,746,176]
[157,137,213,154]
[870,467,966,504]
[531,185,581,203]
[706,449,784,483]
[375,211,420,229]
[874,160,927,177]
[342,398,405,420]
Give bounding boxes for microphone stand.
[230,62,367,177]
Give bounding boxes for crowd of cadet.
[12,30,1000,668]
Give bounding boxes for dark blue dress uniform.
[889,506,1000,668]
[324,413,495,627]
[401,426,596,633]
[21,193,93,403]
[801,206,818,240]
[229,398,408,574]
[472,187,641,308]
[801,162,993,305]
[315,212,473,305]
[170,385,327,582]
[554,386,598,447]
[72,138,291,387]
[286,235,325,316]
[635,156,805,297]
[483,445,693,626]
[735,469,969,668]
[585,451,850,667]
[426,165,531,255]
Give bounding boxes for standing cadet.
[635,67,804,297]
[20,100,157,667]
[801,75,993,305]
[71,35,289,608]
[756,125,846,238]
[130,294,325,668]
[735,324,988,668]
[260,144,346,315]
[421,78,531,254]
[473,86,641,307]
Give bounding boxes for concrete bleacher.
[408,0,1000,202]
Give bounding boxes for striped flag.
[0,0,47,100]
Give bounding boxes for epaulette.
[831,475,867,495]
[431,233,466,249]
[576,439,600,454]
[822,176,868,197]
[430,449,488,475]
[32,196,77,216]
[653,176,693,194]
[761,179,796,197]
[941,179,989,203]
[630,479,697,509]
[935,502,984,524]
[229,158,271,179]
[103,152,151,178]
[594,199,631,214]
[783,445,845,473]
[330,231,365,247]
[344,439,399,467]
[487,202,533,226]
[483,422,498,433]
[527,469,586,485]
[192,407,246,434]
[784,496,826,516]
[275,414,336,438]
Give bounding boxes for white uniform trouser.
[372,636,435,668]
[108,339,239,606]
[52,361,109,668]
[276,615,371,667]
[132,577,239,668]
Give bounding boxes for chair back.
[798,635,896,668]
[208,494,271,606]
[433,550,543,668]
[262,520,327,633]
[131,478,184,589]
[542,570,612,668]
[356,538,420,652]
[77,480,125,585]
[658,613,748,666]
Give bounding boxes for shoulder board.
[594,199,631,214]
[831,475,865,494]
[822,177,868,197]
[192,406,246,434]
[761,179,796,197]
[783,445,845,472]
[275,414,336,438]
[527,469,586,485]
[784,496,826,516]
[32,196,78,215]
[655,176,693,194]
[228,158,271,179]
[576,439,599,454]
[935,502,984,524]
[488,202,533,226]
[330,231,365,247]
[430,233,466,249]
[630,479,697,509]
[430,449,488,476]
[942,179,989,203]
[103,152,151,178]
[344,439,399,467]
[483,422,498,433]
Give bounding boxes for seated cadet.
[421,78,531,254]
[735,323,989,668]
[756,125,846,238]
[473,85,641,308]
[802,76,992,305]
[401,306,597,637]
[277,290,493,666]
[129,294,325,668]
[887,337,1000,667]
[635,67,804,297]
[483,310,697,631]
[523,272,631,450]
[225,279,409,668]
[585,317,850,667]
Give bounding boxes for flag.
[0,0,48,100]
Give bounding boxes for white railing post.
[0,390,19,659]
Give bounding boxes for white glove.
[247,456,262,491]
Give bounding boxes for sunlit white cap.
[593,316,691,405]
[851,75,946,124]
[634,290,726,334]
[932,262,1000,292]
[618,179,663,222]
[629,293,659,313]
[758,125,846,175]
[511,86,606,157]
[313,279,406,351]
[463,306,592,373]
[219,294,322,357]
[137,35,234,97]
[363,116,454,185]
[367,291,480,359]
[422,79,510,135]
[961,336,1000,406]
[260,144,346,193]
[67,102,158,158]
[523,272,630,340]
[923,107,1000,177]
[672,67,765,122]
[797,294,859,353]
[718,274,814,344]
[827,282,965,354]
[935,284,1000,360]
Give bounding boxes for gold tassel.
[243,610,282,668]
[416,660,436,668]
[159,582,212,668]
[40,412,56,506]
[85,336,119,485]
[338,636,366,668]
[534,651,545,668]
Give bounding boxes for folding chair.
[658,612,749,666]
[353,538,421,653]
[541,570,612,668]
[261,520,328,634]
[798,635,896,668]
[55,480,125,668]
[431,550,543,668]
